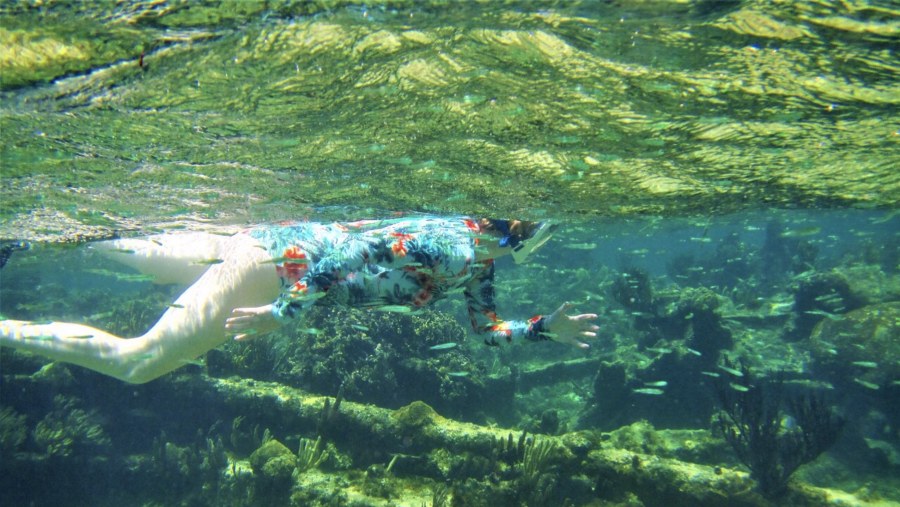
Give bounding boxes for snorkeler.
[0,216,598,384]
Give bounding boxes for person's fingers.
[553,302,573,316]
[554,333,590,349]
[225,313,258,332]
[225,316,246,328]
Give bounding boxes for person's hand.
[225,304,280,341]
[543,302,599,349]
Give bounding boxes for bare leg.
[93,232,234,285]
[0,233,279,383]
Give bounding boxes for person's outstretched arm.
[463,261,599,348]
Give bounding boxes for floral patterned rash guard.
[246,217,549,346]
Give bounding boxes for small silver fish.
[644,381,668,387]
[429,342,458,351]
[376,305,413,313]
[780,226,821,238]
[193,258,224,265]
[633,388,664,395]
[804,310,842,321]
[447,371,469,377]
[718,364,744,377]
[118,273,156,282]
[851,361,878,369]
[730,383,750,392]
[351,324,370,332]
[563,243,597,250]
[701,371,721,378]
[853,378,879,390]
[769,302,794,313]
[128,352,155,362]
[264,256,309,265]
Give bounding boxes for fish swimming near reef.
[376,305,414,313]
[429,342,458,351]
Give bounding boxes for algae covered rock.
[837,264,900,306]
[600,420,732,466]
[392,400,438,430]
[249,439,297,492]
[671,286,732,357]
[791,270,865,339]
[808,301,900,388]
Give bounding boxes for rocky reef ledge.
[183,374,873,507]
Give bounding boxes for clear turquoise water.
[1,2,898,505]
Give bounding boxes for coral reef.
[147,430,228,499]
[807,300,900,461]
[33,395,111,458]
[1,355,884,506]
[579,361,630,430]
[611,267,657,315]
[0,406,27,456]
[666,286,732,358]
[714,358,844,498]
[789,271,862,340]
[296,436,328,473]
[267,306,504,422]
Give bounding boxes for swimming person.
[0,216,599,383]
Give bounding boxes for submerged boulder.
[249,439,297,493]
[808,301,900,388]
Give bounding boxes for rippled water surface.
[1,0,898,241]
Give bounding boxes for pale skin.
[0,229,599,384]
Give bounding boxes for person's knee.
[118,369,161,384]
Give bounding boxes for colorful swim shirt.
[247,216,548,345]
